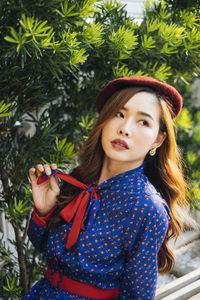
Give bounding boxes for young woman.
[24,76,187,299]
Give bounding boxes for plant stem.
[13,224,28,296]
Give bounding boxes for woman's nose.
[118,127,130,137]
[118,119,133,137]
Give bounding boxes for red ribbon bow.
[37,171,99,249]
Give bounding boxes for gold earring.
[149,148,156,156]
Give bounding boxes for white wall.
[119,0,146,20]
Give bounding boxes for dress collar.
[94,162,146,190]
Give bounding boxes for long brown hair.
[49,87,187,273]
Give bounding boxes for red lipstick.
[111,139,129,150]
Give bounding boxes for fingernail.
[37,170,42,177]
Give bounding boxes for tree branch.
[13,224,28,296]
[28,248,37,290]
[0,159,12,205]
[22,211,31,244]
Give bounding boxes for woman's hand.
[29,164,60,217]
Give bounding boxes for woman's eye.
[139,120,149,126]
[116,112,124,118]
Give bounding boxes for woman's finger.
[36,164,44,173]
[44,164,52,176]
[50,163,57,170]
[29,168,37,186]
[49,176,60,195]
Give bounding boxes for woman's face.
[101,91,166,170]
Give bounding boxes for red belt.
[46,267,120,299]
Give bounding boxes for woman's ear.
[154,131,167,149]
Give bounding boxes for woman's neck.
[97,157,143,185]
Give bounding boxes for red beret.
[96,76,183,118]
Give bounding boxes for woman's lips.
[111,139,129,150]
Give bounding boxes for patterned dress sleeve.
[119,194,170,300]
[28,206,56,254]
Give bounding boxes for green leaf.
[142,34,155,49]
[132,71,149,77]
[69,48,88,68]
[158,1,171,20]
[82,23,104,46]
[103,0,123,11]
[180,10,198,28]
[175,108,193,131]
[4,35,19,44]
[54,2,78,18]
[79,115,95,131]
[195,111,200,125]
[110,25,138,58]
[193,127,200,141]
[10,27,20,42]
[62,31,80,48]
[187,151,197,165]
[161,43,178,55]
[158,22,185,47]
[146,19,160,33]
[43,137,77,166]
[113,63,134,78]
[0,100,12,117]
[79,0,99,18]
[152,63,172,81]
[3,276,21,293]
[185,27,200,51]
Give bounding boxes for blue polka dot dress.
[23,163,170,299]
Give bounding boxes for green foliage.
[180,10,199,28]
[102,0,123,11]
[54,0,99,18]
[0,238,22,299]
[175,108,193,132]
[5,14,55,57]
[79,114,95,131]
[4,198,32,226]
[113,63,134,78]
[146,19,160,32]
[158,23,185,46]
[142,34,156,49]
[54,2,79,18]
[187,151,197,165]
[82,23,104,46]
[0,100,12,117]
[78,0,99,17]
[152,62,172,81]
[193,127,200,141]
[189,185,200,210]
[0,238,16,270]
[3,277,21,298]
[184,27,200,52]
[42,137,77,167]
[109,25,138,59]
[4,12,90,72]
[79,114,95,140]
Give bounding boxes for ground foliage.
[0,0,200,298]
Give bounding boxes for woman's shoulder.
[128,176,170,221]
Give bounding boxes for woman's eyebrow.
[121,106,128,112]
[137,111,154,121]
[121,107,154,121]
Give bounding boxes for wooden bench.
[156,268,200,300]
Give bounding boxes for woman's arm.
[119,194,170,299]
[28,206,56,254]
[28,163,59,253]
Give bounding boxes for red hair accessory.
[96,76,183,118]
